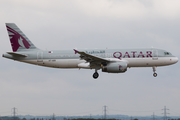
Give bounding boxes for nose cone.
[173,57,178,64]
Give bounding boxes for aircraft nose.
[173,57,178,63]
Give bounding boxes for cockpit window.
[164,52,171,55]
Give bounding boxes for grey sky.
[0,0,180,117]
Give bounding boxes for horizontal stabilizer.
[7,52,27,57]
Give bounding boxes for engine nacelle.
[102,62,127,73]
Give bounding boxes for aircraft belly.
[20,59,84,68]
[56,59,83,68]
[43,59,84,68]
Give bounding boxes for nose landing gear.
[153,72,157,77]
[152,66,157,77]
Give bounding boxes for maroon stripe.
[6,26,18,34]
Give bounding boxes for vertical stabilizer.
[6,23,39,52]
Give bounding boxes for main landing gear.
[93,72,99,79]
[93,68,99,79]
[152,66,157,77]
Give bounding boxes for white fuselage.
[21,55,178,69]
[3,48,178,69]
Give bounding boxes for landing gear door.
[37,52,43,62]
[152,49,158,60]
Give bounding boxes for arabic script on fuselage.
[85,50,105,54]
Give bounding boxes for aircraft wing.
[73,49,109,63]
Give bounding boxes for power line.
[109,109,161,113]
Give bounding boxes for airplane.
[2,23,178,79]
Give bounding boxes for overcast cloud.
[0,0,180,117]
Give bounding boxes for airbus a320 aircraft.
[3,23,178,79]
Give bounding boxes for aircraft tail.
[5,23,39,52]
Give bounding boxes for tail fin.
[5,23,39,52]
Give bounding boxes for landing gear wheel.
[153,73,157,77]
[93,72,99,79]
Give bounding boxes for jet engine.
[102,62,127,73]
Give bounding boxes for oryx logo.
[6,26,30,52]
